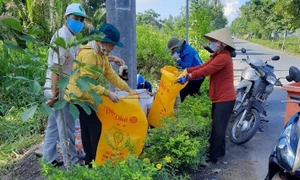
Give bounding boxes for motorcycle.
[265,66,300,180]
[230,48,281,145]
[233,48,279,112]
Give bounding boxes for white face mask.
[100,45,109,56]
[210,41,221,52]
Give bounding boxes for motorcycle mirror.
[241,48,247,53]
[271,56,280,61]
[286,75,293,82]
[288,66,300,82]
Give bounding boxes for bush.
[0,42,47,114]
[41,155,188,180]
[136,25,175,80]
[142,94,211,173]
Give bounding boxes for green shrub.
[41,155,188,180]
[0,42,47,114]
[136,25,175,80]
[142,94,211,173]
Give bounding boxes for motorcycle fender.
[237,80,252,92]
[252,101,267,116]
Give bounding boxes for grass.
[0,134,43,169]
[249,37,300,55]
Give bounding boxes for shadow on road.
[235,52,270,56]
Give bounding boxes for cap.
[65,3,86,18]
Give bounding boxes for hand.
[172,52,180,61]
[46,97,57,107]
[108,55,124,66]
[108,92,120,103]
[114,57,125,66]
[177,74,190,85]
[128,89,136,93]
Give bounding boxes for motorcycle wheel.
[233,89,247,112]
[230,108,260,145]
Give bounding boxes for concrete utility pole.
[106,0,137,89]
[186,0,189,43]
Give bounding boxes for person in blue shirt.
[167,37,205,102]
[137,74,152,93]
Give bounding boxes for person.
[202,41,236,58]
[137,74,152,93]
[65,23,134,168]
[42,3,86,167]
[177,28,236,163]
[167,37,204,102]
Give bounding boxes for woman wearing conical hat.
[177,28,236,163]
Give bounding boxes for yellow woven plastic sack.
[147,66,188,127]
[95,95,148,165]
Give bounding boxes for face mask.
[100,45,109,56]
[66,18,84,34]
[210,41,220,52]
[172,48,180,55]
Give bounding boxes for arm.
[108,55,124,66]
[144,81,152,93]
[190,54,229,79]
[176,52,193,69]
[104,60,131,92]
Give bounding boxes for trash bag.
[147,66,188,127]
[95,95,148,165]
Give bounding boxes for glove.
[172,52,181,61]
[177,74,189,85]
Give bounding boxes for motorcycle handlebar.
[249,63,266,77]
[290,95,300,101]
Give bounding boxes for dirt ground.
[0,152,45,180]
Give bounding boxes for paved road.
[214,38,300,180]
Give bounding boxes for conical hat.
[204,28,235,50]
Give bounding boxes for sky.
[136,0,248,25]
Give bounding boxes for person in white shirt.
[42,3,86,167]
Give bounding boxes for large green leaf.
[85,102,98,112]
[75,33,83,40]
[19,35,37,43]
[74,100,91,115]
[30,80,41,95]
[90,90,102,104]
[4,43,25,53]
[90,66,103,74]
[58,77,69,90]
[68,36,76,47]
[28,28,44,35]
[1,18,23,32]
[54,37,67,49]
[14,76,28,81]
[22,105,38,121]
[53,99,67,110]
[81,76,98,85]
[76,78,91,91]
[73,60,86,67]
[41,103,52,117]
[69,103,79,120]
[71,68,80,76]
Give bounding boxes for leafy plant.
[142,94,211,173]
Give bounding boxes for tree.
[136,9,163,28]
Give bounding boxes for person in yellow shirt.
[65,23,134,168]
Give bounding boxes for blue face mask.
[66,18,84,34]
[210,41,220,52]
